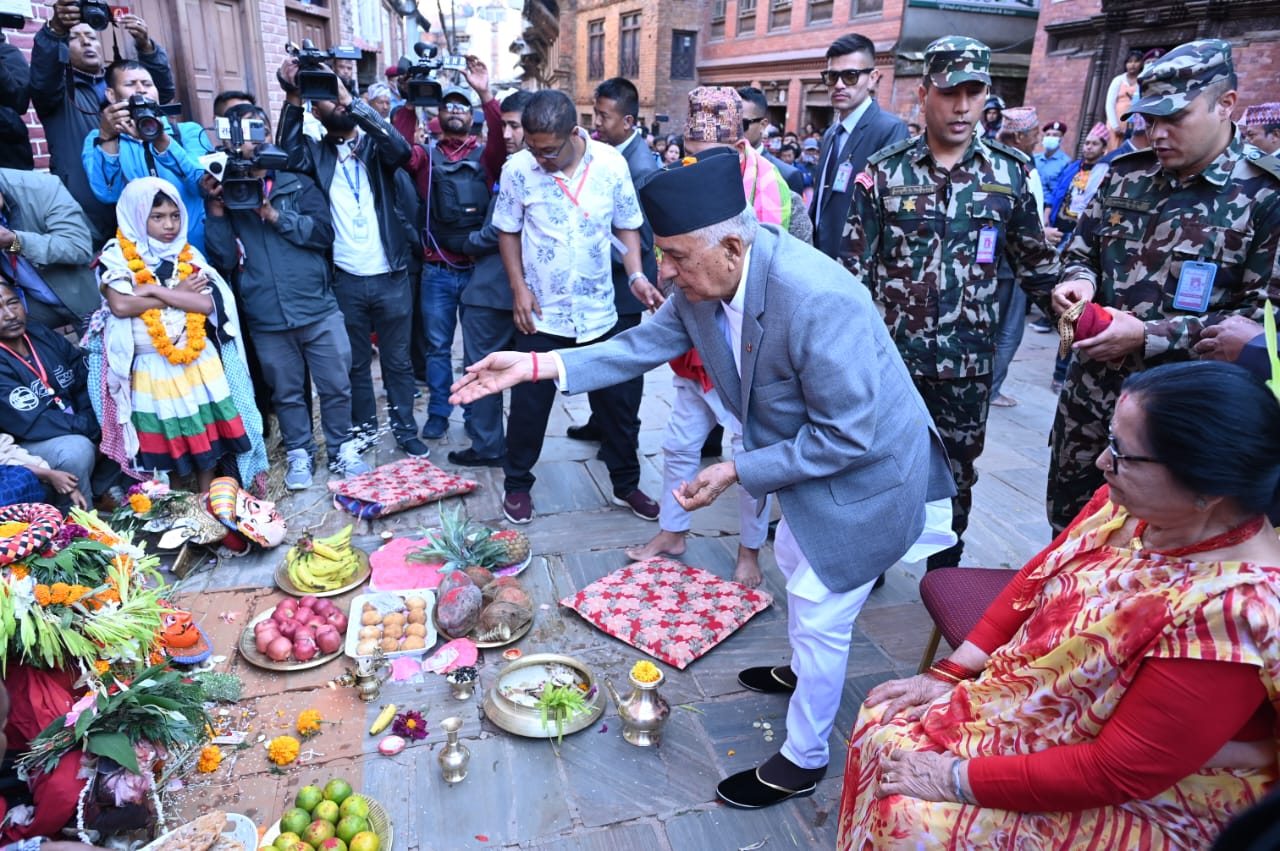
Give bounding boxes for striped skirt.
[131,344,251,476]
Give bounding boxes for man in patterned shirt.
[841,36,1060,568]
[492,89,663,525]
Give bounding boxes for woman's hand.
[877,750,960,802]
[865,674,952,722]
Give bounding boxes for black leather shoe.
[567,422,602,442]
[701,424,724,458]
[447,448,503,467]
[737,665,797,694]
[716,766,820,809]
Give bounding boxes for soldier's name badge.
[976,227,998,264]
[1172,261,1217,313]
[833,162,854,192]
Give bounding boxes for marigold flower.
[0,521,30,537]
[9,565,29,580]
[34,584,52,606]
[631,660,662,683]
[49,582,71,605]
[296,709,322,737]
[197,744,223,773]
[267,735,301,765]
[94,660,111,675]
[128,493,153,514]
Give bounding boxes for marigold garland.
[296,709,322,737]
[0,521,30,537]
[267,735,300,765]
[196,744,223,773]
[116,230,207,367]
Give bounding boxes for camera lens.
[136,116,163,142]
[79,0,110,30]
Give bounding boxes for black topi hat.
[638,146,747,239]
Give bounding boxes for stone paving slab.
[169,319,1061,849]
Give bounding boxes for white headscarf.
[115,176,189,265]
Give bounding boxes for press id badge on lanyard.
[340,154,370,241]
[554,160,628,255]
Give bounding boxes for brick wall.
[568,0,701,132]
[696,0,907,132]
[1233,38,1280,118]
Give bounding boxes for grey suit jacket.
[609,131,660,315]
[559,225,954,592]
[811,101,909,260]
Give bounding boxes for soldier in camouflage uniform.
[841,36,1061,569]
[1047,39,1280,533]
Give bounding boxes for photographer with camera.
[202,104,371,489]
[276,51,428,459]
[392,55,504,441]
[81,60,214,252]
[30,0,177,245]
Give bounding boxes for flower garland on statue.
[117,229,207,366]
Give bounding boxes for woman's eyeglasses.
[1106,429,1158,473]
[820,68,875,87]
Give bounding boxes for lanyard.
[339,141,363,204]
[0,334,67,411]
[553,158,593,215]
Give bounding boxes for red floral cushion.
[559,558,774,670]
[328,458,478,519]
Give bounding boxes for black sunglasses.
[1106,428,1158,473]
[742,116,767,132]
[821,68,875,87]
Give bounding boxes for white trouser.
[774,517,876,770]
[660,375,771,549]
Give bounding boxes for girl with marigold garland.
[86,178,267,493]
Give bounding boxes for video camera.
[396,43,467,108]
[286,39,361,102]
[201,114,289,210]
[126,94,181,143]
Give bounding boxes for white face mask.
[1043,135,1061,152]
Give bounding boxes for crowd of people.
[3,0,1280,844]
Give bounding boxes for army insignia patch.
[854,171,874,192]
[902,198,917,213]
[1108,211,1124,226]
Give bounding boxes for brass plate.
[482,653,605,739]
[237,608,344,672]
[274,547,371,597]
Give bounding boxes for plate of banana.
[275,523,372,597]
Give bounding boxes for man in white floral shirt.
[492,89,664,524]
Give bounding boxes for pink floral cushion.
[328,458,478,519]
[559,558,774,669]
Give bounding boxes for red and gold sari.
[838,493,1280,850]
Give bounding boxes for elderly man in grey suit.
[452,148,955,810]
[810,33,910,260]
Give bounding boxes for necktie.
[818,125,845,222]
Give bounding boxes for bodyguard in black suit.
[809,34,909,260]
[738,87,806,199]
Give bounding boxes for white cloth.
[492,127,644,342]
[329,131,391,276]
[660,375,770,547]
[774,517,875,769]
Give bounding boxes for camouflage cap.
[923,36,991,89]
[1123,39,1234,120]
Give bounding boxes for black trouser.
[503,322,641,496]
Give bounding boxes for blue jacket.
[81,118,213,252]
[1033,148,1071,197]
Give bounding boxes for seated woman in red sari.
[838,361,1280,850]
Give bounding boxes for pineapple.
[491,529,531,567]
[410,504,507,571]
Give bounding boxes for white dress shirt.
[329,131,391,276]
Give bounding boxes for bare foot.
[625,529,687,561]
[733,545,763,588]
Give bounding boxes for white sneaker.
[329,439,373,477]
[284,448,313,490]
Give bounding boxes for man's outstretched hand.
[673,461,738,511]
[450,351,545,405]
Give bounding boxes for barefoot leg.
[625,529,688,561]
[733,544,763,588]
